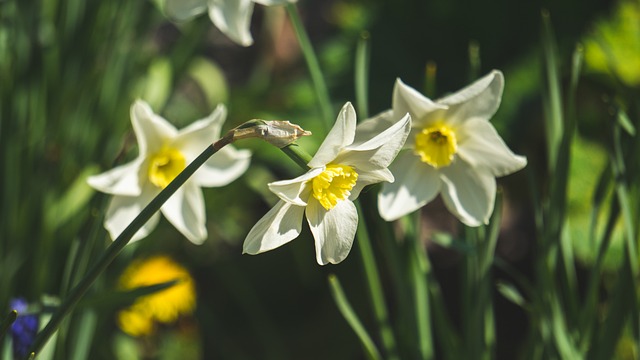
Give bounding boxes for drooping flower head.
[164,0,297,47]
[243,102,411,265]
[9,298,39,359]
[376,70,527,226]
[118,255,196,337]
[88,100,251,244]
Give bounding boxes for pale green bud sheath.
[27,119,310,358]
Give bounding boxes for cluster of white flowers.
[89,2,526,265]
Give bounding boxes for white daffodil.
[164,0,296,47]
[88,100,251,244]
[243,102,411,265]
[375,70,527,226]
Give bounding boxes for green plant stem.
[355,32,370,119]
[355,202,399,360]
[328,274,382,360]
[409,210,432,359]
[286,4,333,130]
[26,132,235,358]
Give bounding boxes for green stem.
[328,274,383,360]
[409,210,432,359]
[26,132,235,358]
[356,202,399,360]
[286,4,333,130]
[355,32,370,119]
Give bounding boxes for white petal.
[131,100,177,155]
[193,146,252,187]
[208,0,255,46]
[243,201,304,254]
[104,185,160,242]
[87,158,144,196]
[393,79,448,126]
[307,198,358,265]
[437,70,504,127]
[161,181,208,244]
[164,0,207,21]
[336,113,411,171]
[353,110,395,144]
[173,104,226,160]
[378,152,440,221]
[308,102,357,168]
[456,118,527,177]
[349,168,394,201]
[439,160,496,226]
[268,167,323,206]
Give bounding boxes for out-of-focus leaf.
[496,281,528,309]
[44,165,99,231]
[188,57,228,108]
[140,57,173,111]
[583,1,640,87]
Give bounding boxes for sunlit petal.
[439,160,496,226]
[268,168,323,206]
[88,158,144,196]
[104,185,160,242]
[208,0,255,46]
[243,201,304,254]
[336,113,411,171]
[393,78,448,128]
[164,0,207,21]
[306,198,358,265]
[457,118,527,176]
[349,168,394,201]
[131,100,178,155]
[193,146,251,187]
[308,102,357,168]
[437,70,504,127]
[173,104,226,160]
[378,152,440,221]
[161,181,208,244]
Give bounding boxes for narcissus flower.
[375,70,527,226]
[243,102,411,265]
[164,0,296,47]
[88,100,251,244]
[117,255,196,337]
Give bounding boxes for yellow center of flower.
[148,146,186,189]
[414,124,458,168]
[311,164,359,210]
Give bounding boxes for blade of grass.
[409,210,432,360]
[355,31,370,119]
[286,3,333,131]
[355,201,399,360]
[328,275,382,360]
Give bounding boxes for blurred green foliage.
[2,0,639,358]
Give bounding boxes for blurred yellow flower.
[118,255,196,337]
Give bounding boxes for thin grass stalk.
[409,210,432,359]
[355,202,399,360]
[285,4,333,130]
[328,275,383,360]
[355,32,370,119]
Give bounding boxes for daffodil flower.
[164,0,296,47]
[243,102,411,265]
[88,100,251,244]
[375,70,527,226]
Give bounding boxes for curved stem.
[356,202,399,360]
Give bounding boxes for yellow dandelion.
[117,255,196,337]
